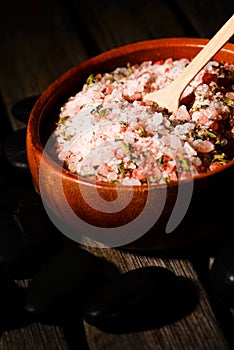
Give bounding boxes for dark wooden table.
[1,1,234,349]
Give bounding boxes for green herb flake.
[215,62,234,77]
[117,163,128,176]
[108,77,115,83]
[200,104,209,109]
[191,104,201,112]
[149,176,160,184]
[56,115,70,126]
[139,127,147,137]
[83,173,96,178]
[121,142,130,153]
[177,155,190,171]
[64,134,72,141]
[127,62,133,73]
[211,84,218,93]
[152,102,159,110]
[86,74,100,86]
[219,96,234,108]
[91,104,102,115]
[91,105,110,118]
[131,157,138,164]
[212,152,228,164]
[99,108,107,118]
[120,120,128,127]
[206,129,217,139]
[156,156,166,166]
[110,179,118,184]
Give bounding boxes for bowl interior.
[33,37,234,187]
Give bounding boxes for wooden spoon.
[143,14,234,115]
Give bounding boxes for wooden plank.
[83,247,231,350]
[0,0,88,131]
[0,1,89,349]
[0,324,69,350]
[173,0,234,40]
[67,0,195,53]
[1,0,233,349]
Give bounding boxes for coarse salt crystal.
[152,112,163,125]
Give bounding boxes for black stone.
[11,95,40,124]
[0,192,64,279]
[24,247,112,320]
[83,266,198,333]
[210,235,234,308]
[2,127,29,175]
[0,279,31,330]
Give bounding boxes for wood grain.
[0,324,69,350]
[173,0,234,39]
[67,0,196,53]
[1,0,234,349]
[0,0,88,131]
[82,247,231,350]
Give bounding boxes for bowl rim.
[27,37,234,190]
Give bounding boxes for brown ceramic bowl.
[26,38,234,251]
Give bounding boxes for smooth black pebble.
[2,127,29,175]
[210,235,234,308]
[24,247,113,321]
[0,279,30,330]
[11,95,40,124]
[0,194,64,278]
[83,266,198,333]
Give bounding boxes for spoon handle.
[174,14,234,96]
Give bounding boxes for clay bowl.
[26,38,234,251]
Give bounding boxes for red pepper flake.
[155,60,164,65]
[131,168,146,180]
[210,121,219,131]
[209,162,224,172]
[202,72,218,84]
